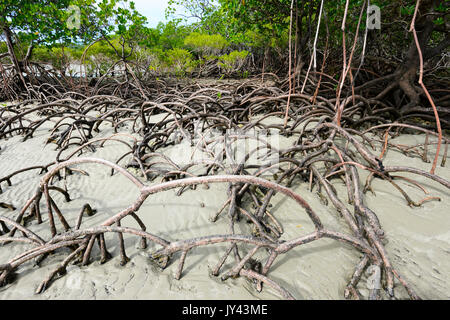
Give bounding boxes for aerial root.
[1,79,449,300]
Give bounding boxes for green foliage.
[184,32,228,55]
[31,46,83,70]
[3,0,446,80]
[1,0,149,82]
[163,48,196,76]
[31,47,60,64]
[0,0,88,45]
[218,50,249,75]
[90,0,149,61]
[154,20,193,50]
[0,38,28,60]
[88,38,131,59]
[146,48,166,74]
[166,0,223,34]
[94,0,147,39]
[219,50,249,64]
[0,42,7,54]
[218,0,291,39]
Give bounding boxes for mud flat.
[0,112,449,300]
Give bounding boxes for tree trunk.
[394,15,435,110]
[372,3,449,112]
[2,25,28,89]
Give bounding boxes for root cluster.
[0,75,449,299]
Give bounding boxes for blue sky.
[131,0,188,27]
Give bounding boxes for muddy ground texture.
[0,77,449,300]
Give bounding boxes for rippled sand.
[0,112,449,300]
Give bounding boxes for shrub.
[163,48,196,76]
[145,48,165,74]
[155,20,192,50]
[87,38,127,59]
[31,47,70,69]
[218,50,249,76]
[184,32,228,56]
[0,42,8,59]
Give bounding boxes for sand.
[0,111,449,300]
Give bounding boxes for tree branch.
[424,33,450,59]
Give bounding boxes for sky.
[131,0,188,28]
